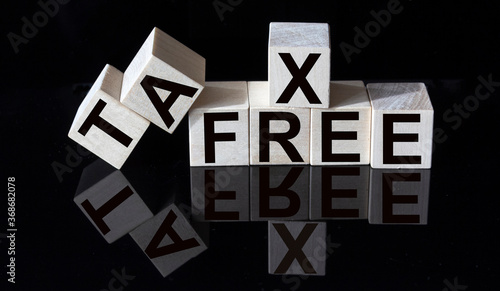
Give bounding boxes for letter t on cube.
[68,65,150,169]
[269,22,330,108]
[121,27,205,133]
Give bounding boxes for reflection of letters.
[190,166,429,224]
[259,167,304,218]
[130,205,207,277]
[73,160,153,243]
[382,172,421,223]
[190,167,249,222]
[145,209,201,259]
[272,223,318,274]
[81,186,134,235]
[369,169,430,224]
[310,166,369,220]
[268,220,326,275]
[204,169,239,220]
[321,167,360,218]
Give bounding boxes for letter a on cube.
[367,83,433,169]
[68,65,150,169]
[188,81,249,166]
[269,22,330,108]
[121,27,205,133]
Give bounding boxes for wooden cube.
[250,166,309,221]
[367,83,434,169]
[269,22,330,108]
[190,166,249,221]
[120,27,205,133]
[73,160,154,243]
[188,81,249,166]
[68,65,150,169]
[310,81,371,165]
[368,168,430,225]
[249,81,310,165]
[310,166,369,220]
[129,204,207,277]
[268,220,326,275]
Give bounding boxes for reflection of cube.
[190,166,250,222]
[73,160,153,243]
[268,221,326,275]
[68,65,150,169]
[189,82,249,166]
[130,204,207,277]
[368,168,430,225]
[367,83,433,169]
[310,166,369,220]
[269,22,330,108]
[121,27,205,133]
[251,166,309,221]
[249,81,310,165]
[310,81,371,165]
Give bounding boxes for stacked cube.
[68,23,434,278]
[188,22,433,169]
[69,24,433,170]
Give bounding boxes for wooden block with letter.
[269,22,330,108]
[120,27,205,133]
[268,220,326,275]
[188,81,249,166]
[73,160,154,243]
[367,83,433,169]
[249,81,310,165]
[310,81,371,165]
[68,64,150,169]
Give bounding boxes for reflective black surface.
[2,0,500,290]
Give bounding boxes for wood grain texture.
[249,81,310,165]
[367,83,434,169]
[190,166,249,222]
[73,160,153,243]
[120,27,205,133]
[269,22,330,108]
[250,166,309,221]
[188,81,249,166]
[309,166,369,220]
[310,81,371,165]
[68,64,150,169]
[268,220,326,275]
[129,204,207,277]
[368,168,430,225]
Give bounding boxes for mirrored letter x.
[272,222,318,274]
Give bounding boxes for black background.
[1,0,499,290]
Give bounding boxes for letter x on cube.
[269,22,331,108]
